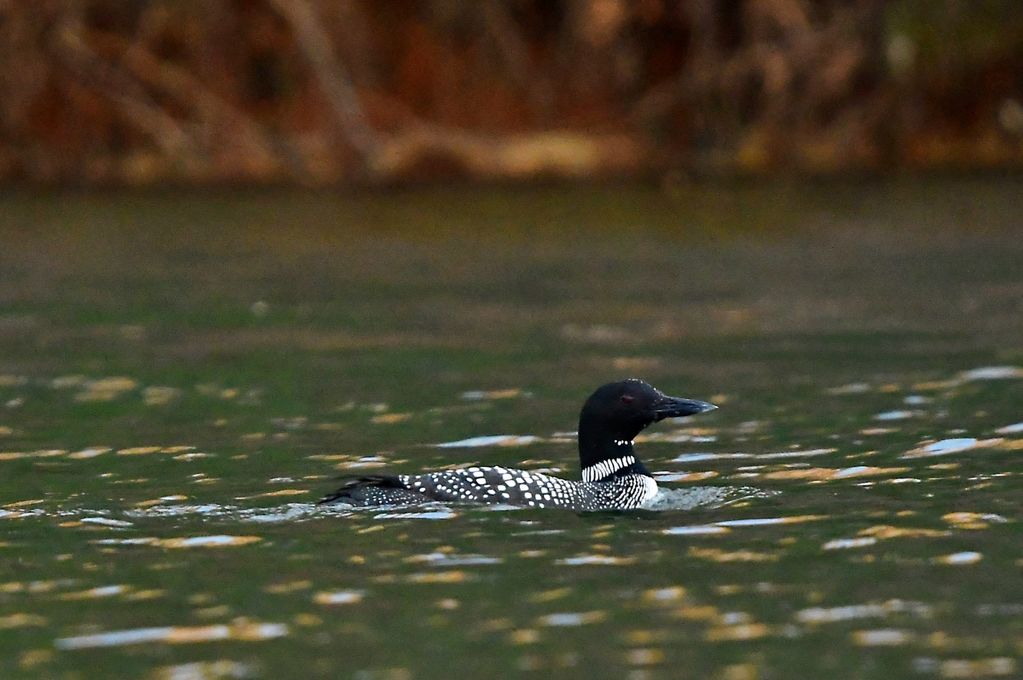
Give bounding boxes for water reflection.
[55,621,288,650]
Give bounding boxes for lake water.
[1,178,1021,679]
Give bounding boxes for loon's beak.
[653,395,717,421]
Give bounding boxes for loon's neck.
[578,422,651,482]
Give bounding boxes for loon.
[317,379,716,512]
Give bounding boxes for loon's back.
[320,466,658,511]
[317,379,716,512]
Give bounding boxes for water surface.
[1,179,1021,678]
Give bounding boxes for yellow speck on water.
[73,377,138,402]
[0,450,66,461]
[623,630,665,644]
[264,581,311,594]
[463,388,528,400]
[705,623,771,641]
[642,586,687,603]
[625,648,665,666]
[293,613,322,627]
[1,580,69,594]
[479,618,514,632]
[942,512,1003,529]
[126,590,164,601]
[3,499,44,508]
[236,489,309,500]
[120,535,263,549]
[149,661,254,680]
[0,613,48,629]
[313,590,364,605]
[719,663,759,680]
[406,570,469,584]
[18,649,54,670]
[670,605,720,621]
[91,376,139,391]
[187,620,283,643]
[528,588,573,603]
[688,547,778,563]
[142,386,181,406]
[911,379,957,391]
[937,657,1017,679]
[116,446,163,456]
[852,629,916,646]
[51,375,88,389]
[762,466,909,481]
[371,413,412,424]
[188,606,230,620]
[0,426,13,437]
[509,629,540,645]
[858,525,950,539]
[673,471,720,482]
[610,357,662,372]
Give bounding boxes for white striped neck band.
[581,454,638,482]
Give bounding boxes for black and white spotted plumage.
[318,380,716,512]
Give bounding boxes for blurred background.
[2,0,1022,185]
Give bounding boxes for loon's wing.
[402,466,580,507]
[318,467,582,508]
[316,475,430,506]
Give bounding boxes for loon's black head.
[577,379,716,480]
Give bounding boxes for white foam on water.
[435,435,540,448]
[959,366,1023,381]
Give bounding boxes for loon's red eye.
[620,394,635,404]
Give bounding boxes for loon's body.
[319,464,658,512]
[318,379,716,512]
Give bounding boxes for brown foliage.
[0,0,1020,184]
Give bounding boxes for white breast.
[638,475,659,506]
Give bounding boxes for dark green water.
[1,179,1021,679]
